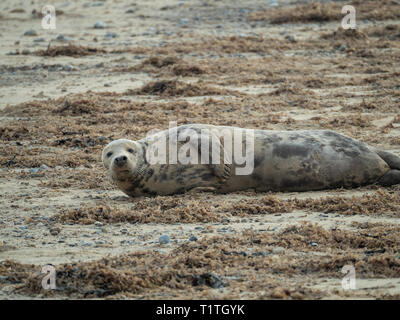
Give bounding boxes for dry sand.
[0,0,399,299]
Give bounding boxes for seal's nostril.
[115,156,127,166]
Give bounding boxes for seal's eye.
[106,152,113,158]
[127,148,134,153]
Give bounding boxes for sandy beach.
[0,0,399,299]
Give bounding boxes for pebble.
[63,64,75,71]
[33,38,46,43]
[94,21,107,29]
[286,35,296,43]
[49,226,61,236]
[56,34,74,42]
[94,221,103,227]
[24,29,38,36]
[193,273,227,289]
[311,242,318,247]
[120,228,128,234]
[252,251,269,257]
[272,247,285,254]
[338,44,347,51]
[270,0,278,7]
[80,240,92,247]
[39,164,48,170]
[189,235,197,242]
[105,31,118,38]
[159,235,170,244]
[120,240,135,245]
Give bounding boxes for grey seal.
[102,124,400,197]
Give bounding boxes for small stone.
[311,242,318,247]
[56,34,74,42]
[94,21,107,29]
[105,31,117,38]
[39,164,48,170]
[24,29,38,36]
[189,235,197,242]
[63,64,74,71]
[338,44,347,51]
[285,35,296,43]
[120,228,128,234]
[193,273,227,289]
[159,235,170,244]
[270,0,278,7]
[34,37,46,43]
[30,168,39,174]
[80,240,92,247]
[94,221,103,226]
[49,227,60,236]
[252,251,269,257]
[272,247,285,254]
[21,49,30,55]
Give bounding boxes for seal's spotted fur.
[102,124,400,197]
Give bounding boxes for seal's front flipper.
[373,149,400,170]
[378,169,400,187]
[176,127,232,182]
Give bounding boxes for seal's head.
[102,139,143,180]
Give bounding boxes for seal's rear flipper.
[374,149,400,170]
[378,169,400,187]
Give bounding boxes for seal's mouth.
[111,164,131,176]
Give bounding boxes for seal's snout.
[114,155,127,167]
